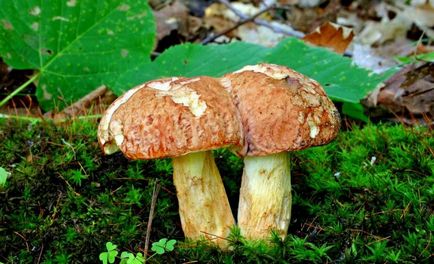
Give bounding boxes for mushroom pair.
[97,64,340,247]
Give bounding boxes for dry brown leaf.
[399,3,434,39]
[302,22,354,54]
[236,22,288,47]
[203,2,288,46]
[154,1,189,41]
[278,0,325,7]
[185,16,203,38]
[204,3,237,35]
[376,63,434,117]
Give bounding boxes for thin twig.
[45,85,109,118]
[144,180,161,257]
[0,113,42,122]
[366,236,391,246]
[348,228,387,241]
[0,73,39,108]
[419,231,432,258]
[13,231,30,252]
[0,113,102,123]
[202,5,275,44]
[36,244,44,264]
[219,0,247,19]
[56,173,81,196]
[215,0,304,40]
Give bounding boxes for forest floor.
[0,119,432,263]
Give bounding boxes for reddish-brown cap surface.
[98,76,243,159]
[220,63,340,156]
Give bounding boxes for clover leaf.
[99,242,118,264]
[151,238,177,255]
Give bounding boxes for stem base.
[172,151,234,248]
[238,152,291,240]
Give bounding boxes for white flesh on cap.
[159,86,207,117]
[99,85,145,154]
[237,152,292,240]
[172,151,235,248]
[150,78,208,117]
[234,64,289,80]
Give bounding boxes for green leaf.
[165,239,176,251]
[113,42,267,94]
[416,52,434,62]
[264,38,395,104]
[132,253,145,264]
[395,56,414,65]
[120,252,133,264]
[150,238,177,254]
[120,251,132,259]
[0,0,155,110]
[99,252,109,264]
[154,42,267,77]
[120,252,145,264]
[0,167,9,187]
[396,52,434,64]
[113,38,396,120]
[99,242,118,264]
[342,102,369,122]
[106,242,117,252]
[151,238,167,254]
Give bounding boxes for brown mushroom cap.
[98,76,243,159]
[220,63,340,156]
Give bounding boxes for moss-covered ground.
[0,120,433,263]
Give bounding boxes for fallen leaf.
[154,1,189,41]
[351,40,415,74]
[204,2,287,46]
[358,17,411,46]
[185,16,203,39]
[375,63,434,117]
[296,0,323,7]
[398,3,434,39]
[303,22,354,53]
[204,3,237,36]
[236,22,287,47]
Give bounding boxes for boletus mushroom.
[98,76,243,247]
[220,63,340,240]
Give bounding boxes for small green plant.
[99,242,119,264]
[119,252,145,264]
[150,238,177,255]
[99,239,176,264]
[66,169,88,186]
[396,51,434,64]
[0,166,9,188]
[124,186,143,206]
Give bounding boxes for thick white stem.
[172,151,235,248]
[238,152,292,240]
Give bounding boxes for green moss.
[0,120,432,263]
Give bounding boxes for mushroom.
[98,76,243,247]
[220,63,340,240]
